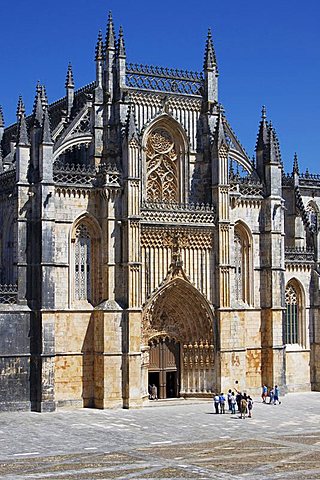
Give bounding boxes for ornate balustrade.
[126,63,203,95]
[285,247,314,263]
[230,175,264,196]
[0,284,18,304]
[53,161,96,187]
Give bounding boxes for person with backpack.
[219,392,226,414]
[240,393,248,419]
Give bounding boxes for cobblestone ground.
[0,392,320,479]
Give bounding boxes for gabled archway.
[142,261,215,398]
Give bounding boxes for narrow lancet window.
[74,224,91,301]
[285,284,299,344]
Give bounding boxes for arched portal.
[142,265,215,398]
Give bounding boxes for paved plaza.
[0,392,320,479]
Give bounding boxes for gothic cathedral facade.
[0,14,319,411]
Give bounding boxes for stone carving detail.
[0,284,18,304]
[53,161,95,186]
[71,111,91,136]
[183,341,214,370]
[142,201,216,225]
[146,129,178,202]
[141,227,212,250]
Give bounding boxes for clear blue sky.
[1,0,319,173]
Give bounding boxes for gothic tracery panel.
[74,224,91,301]
[146,129,178,202]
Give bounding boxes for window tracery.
[74,224,91,301]
[234,224,252,305]
[285,284,299,344]
[146,129,178,202]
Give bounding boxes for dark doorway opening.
[148,338,180,399]
[166,371,177,398]
[148,372,159,399]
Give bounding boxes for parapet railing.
[285,247,314,263]
[126,63,203,95]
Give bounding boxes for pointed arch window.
[145,128,179,202]
[234,224,252,305]
[285,281,306,347]
[74,224,91,301]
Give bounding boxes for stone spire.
[204,28,218,71]
[267,122,282,165]
[106,11,115,50]
[41,85,48,110]
[95,30,104,61]
[17,108,30,146]
[32,81,44,126]
[293,152,299,175]
[0,105,4,128]
[255,106,268,151]
[65,63,75,118]
[117,26,126,57]
[16,96,25,121]
[65,62,74,88]
[203,28,218,105]
[41,107,53,144]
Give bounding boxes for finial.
[32,81,44,126]
[17,108,30,146]
[293,152,299,175]
[65,63,74,88]
[95,30,104,61]
[16,96,25,119]
[106,11,115,49]
[261,105,266,120]
[42,108,53,144]
[117,25,126,57]
[204,28,218,71]
[0,106,4,127]
[41,85,48,109]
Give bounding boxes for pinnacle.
[0,105,4,127]
[17,110,30,146]
[117,25,126,57]
[261,105,266,120]
[32,81,44,126]
[293,152,299,175]
[41,85,48,109]
[42,107,53,144]
[16,96,25,119]
[106,10,115,50]
[95,30,104,61]
[65,62,74,88]
[204,28,218,71]
[127,103,138,140]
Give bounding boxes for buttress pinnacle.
[65,63,74,88]
[204,28,218,71]
[117,26,126,57]
[106,11,115,50]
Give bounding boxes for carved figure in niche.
[146,129,178,202]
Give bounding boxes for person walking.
[273,385,281,405]
[262,384,268,403]
[247,396,253,417]
[236,391,242,413]
[268,387,274,404]
[213,393,220,414]
[227,389,232,411]
[219,392,226,414]
[240,394,248,419]
[151,384,158,400]
[230,391,236,414]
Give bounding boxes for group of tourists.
[213,390,253,418]
[261,384,281,404]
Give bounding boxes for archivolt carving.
[142,275,214,345]
[146,129,178,202]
